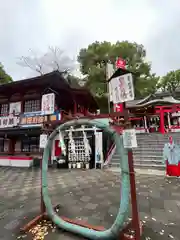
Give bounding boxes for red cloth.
[166,160,180,176]
[54,140,62,157]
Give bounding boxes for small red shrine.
[125,94,180,134]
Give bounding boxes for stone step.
[112,156,163,162]
[137,140,180,143]
[134,164,165,170]
[112,155,163,160]
[133,150,163,154]
[110,163,165,170]
[133,154,163,158]
[109,132,180,171]
[136,141,168,145]
[133,149,163,152]
[134,159,163,165]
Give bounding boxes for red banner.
[116,58,126,69]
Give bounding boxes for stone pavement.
[0,167,180,240]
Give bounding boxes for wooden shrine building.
[0,71,98,167]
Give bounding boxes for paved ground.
[0,167,180,240]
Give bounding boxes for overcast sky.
[1,0,180,80]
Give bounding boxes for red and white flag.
[116,58,126,69]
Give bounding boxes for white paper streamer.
[82,125,91,156]
[68,126,76,155]
[58,130,66,156]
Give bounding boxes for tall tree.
[0,63,13,84]
[17,46,75,76]
[157,70,180,95]
[78,41,158,98]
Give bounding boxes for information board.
[122,129,137,148]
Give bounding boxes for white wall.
[0,158,33,167]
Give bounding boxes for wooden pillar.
[8,138,15,155]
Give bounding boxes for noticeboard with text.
[122,129,137,148]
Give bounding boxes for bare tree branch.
[17,46,75,76]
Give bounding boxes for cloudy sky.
[1,0,180,80]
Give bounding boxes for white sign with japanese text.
[0,116,19,128]
[110,73,134,103]
[41,93,55,115]
[39,134,48,149]
[122,129,137,148]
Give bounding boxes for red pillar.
[159,107,165,134]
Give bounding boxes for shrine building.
[109,68,180,134]
[0,71,98,167]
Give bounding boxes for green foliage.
[157,70,180,94]
[66,75,81,88]
[94,95,109,113]
[77,41,158,98]
[0,64,13,84]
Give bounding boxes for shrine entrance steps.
[110,132,180,171]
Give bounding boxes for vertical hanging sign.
[111,73,134,103]
[41,93,55,115]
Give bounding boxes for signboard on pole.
[39,134,48,149]
[41,93,55,115]
[111,73,134,103]
[122,129,137,148]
